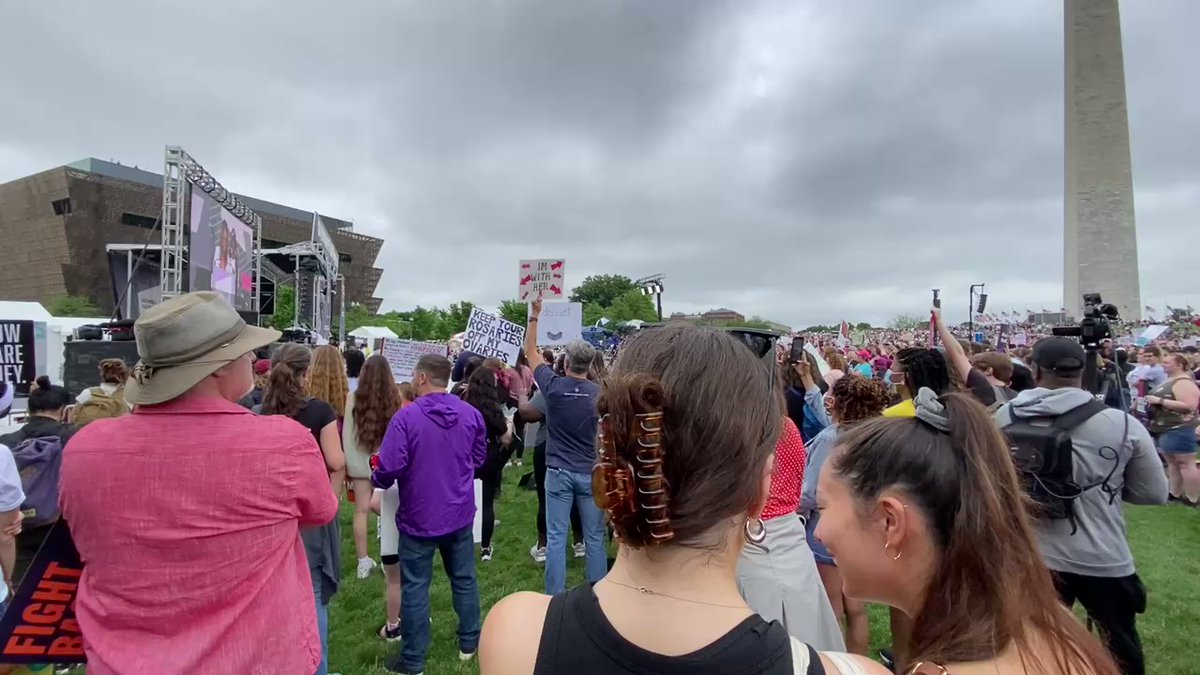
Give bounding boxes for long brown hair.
[596,323,781,548]
[352,355,401,453]
[834,393,1118,674]
[262,343,311,418]
[308,345,349,418]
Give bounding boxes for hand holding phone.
[789,338,806,364]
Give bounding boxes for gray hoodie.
[994,387,1167,578]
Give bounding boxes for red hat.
[254,359,272,376]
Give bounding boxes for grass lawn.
[329,469,1200,675]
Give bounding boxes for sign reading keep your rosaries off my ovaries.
[462,308,525,366]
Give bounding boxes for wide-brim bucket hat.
[124,291,281,406]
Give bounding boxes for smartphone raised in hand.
[789,338,806,364]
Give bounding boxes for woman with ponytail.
[480,322,884,675]
[259,343,345,675]
[814,389,1119,675]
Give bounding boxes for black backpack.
[1002,399,1107,533]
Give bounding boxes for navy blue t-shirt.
[533,364,601,474]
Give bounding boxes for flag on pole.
[1144,305,1155,314]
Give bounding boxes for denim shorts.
[1158,426,1199,455]
[805,514,835,567]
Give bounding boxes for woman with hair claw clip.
[479,321,884,675]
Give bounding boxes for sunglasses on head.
[725,329,777,360]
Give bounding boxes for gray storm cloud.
[0,0,1196,326]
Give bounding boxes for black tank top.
[533,585,826,675]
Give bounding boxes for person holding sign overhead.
[523,297,607,595]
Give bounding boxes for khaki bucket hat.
[124,291,281,406]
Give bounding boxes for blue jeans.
[544,466,608,595]
[395,525,480,673]
[311,568,328,675]
[1159,426,1198,455]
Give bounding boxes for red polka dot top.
[761,417,806,521]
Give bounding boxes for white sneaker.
[573,542,586,558]
[356,557,377,579]
[459,650,476,662]
[481,546,494,562]
[530,544,546,563]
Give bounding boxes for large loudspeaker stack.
[62,320,139,396]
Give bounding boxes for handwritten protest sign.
[528,302,582,346]
[1012,332,1029,347]
[0,520,85,664]
[462,308,525,366]
[380,339,448,383]
[518,259,565,301]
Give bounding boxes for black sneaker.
[378,621,401,642]
[879,649,896,672]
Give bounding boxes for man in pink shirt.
[60,292,339,674]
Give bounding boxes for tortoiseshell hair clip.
[592,411,674,545]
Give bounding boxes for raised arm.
[933,307,971,386]
[523,297,545,369]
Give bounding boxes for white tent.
[0,301,52,322]
[348,326,399,340]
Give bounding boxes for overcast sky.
[1,0,1197,327]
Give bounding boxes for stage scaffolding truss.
[159,146,264,315]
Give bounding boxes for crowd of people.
[0,290,1194,674]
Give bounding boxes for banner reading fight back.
[0,520,85,665]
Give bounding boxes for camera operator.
[994,338,1167,675]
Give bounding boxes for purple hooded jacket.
[371,392,487,538]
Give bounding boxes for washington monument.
[1064,0,1141,321]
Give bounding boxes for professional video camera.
[1051,293,1121,395]
[1051,293,1119,348]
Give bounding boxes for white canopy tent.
[348,326,399,340]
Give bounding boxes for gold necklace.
[603,578,749,610]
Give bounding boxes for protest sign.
[528,302,582,346]
[380,339,448,383]
[802,343,832,377]
[0,321,45,396]
[0,520,85,664]
[1012,332,1029,347]
[1136,325,1168,346]
[462,308,525,366]
[518,259,565,301]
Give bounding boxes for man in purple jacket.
[372,354,487,675]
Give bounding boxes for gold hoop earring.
[743,517,766,545]
[885,542,902,561]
